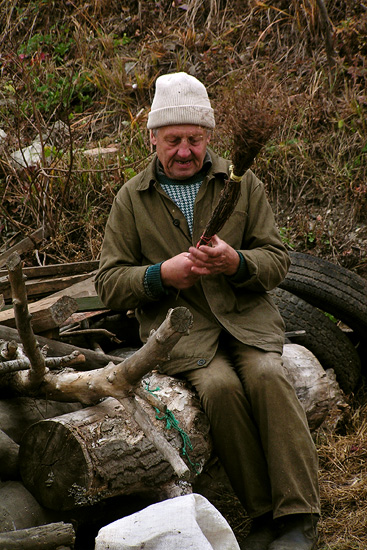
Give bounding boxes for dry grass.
[316,399,367,549]
[1,0,365,272]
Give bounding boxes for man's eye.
[165,136,204,145]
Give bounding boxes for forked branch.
[3,251,194,477]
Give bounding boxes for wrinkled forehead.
[156,124,210,139]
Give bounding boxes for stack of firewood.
[0,230,348,549]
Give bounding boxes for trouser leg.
[184,346,273,517]
[229,339,320,518]
[183,338,320,519]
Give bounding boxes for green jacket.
[95,150,290,375]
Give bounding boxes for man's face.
[150,125,210,180]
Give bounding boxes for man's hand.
[187,235,240,276]
[161,252,201,290]
[161,236,240,290]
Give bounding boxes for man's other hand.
[187,235,240,277]
[161,252,201,289]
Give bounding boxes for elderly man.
[95,72,320,550]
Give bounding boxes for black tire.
[271,287,361,394]
[279,252,367,338]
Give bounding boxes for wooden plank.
[1,272,96,302]
[76,295,106,311]
[0,260,99,279]
[49,274,97,299]
[0,227,50,269]
[61,309,108,326]
[0,295,79,333]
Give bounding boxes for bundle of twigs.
[197,91,281,247]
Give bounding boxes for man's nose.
[177,140,191,157]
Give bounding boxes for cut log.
[0,481,55,532]
[0,522,75,549]
[0,397,83,443]
[0,429,19,479]
[19,373,212,511]
[0,295,78,333]
[282,343,348,430]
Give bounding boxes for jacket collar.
[135,148,230,191]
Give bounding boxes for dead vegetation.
[0,1,367,548]
[316,404,367,549]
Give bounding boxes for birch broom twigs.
[197,89,282,247]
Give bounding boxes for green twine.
[145,381,200,473]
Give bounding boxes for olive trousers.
[183,334,320,519]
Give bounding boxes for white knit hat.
[147,72,215,129]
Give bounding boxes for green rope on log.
[145,381,200,473]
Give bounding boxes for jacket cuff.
[228,251,249,283]
[144,263,165,298]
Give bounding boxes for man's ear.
[150,129,157,146]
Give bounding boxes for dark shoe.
[268,514,319,550]
[241,512,278,550]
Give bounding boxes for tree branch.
[0,350,85,374]
[120,395,191,480]
[9,307,192,404]
[6,252,46,390]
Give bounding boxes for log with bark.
[0,397,83,443]
[19,373,211,511]
[0,398,84,480]
[0,521,75,550]
[282,343,348,430]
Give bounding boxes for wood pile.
[0,228,348,549]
